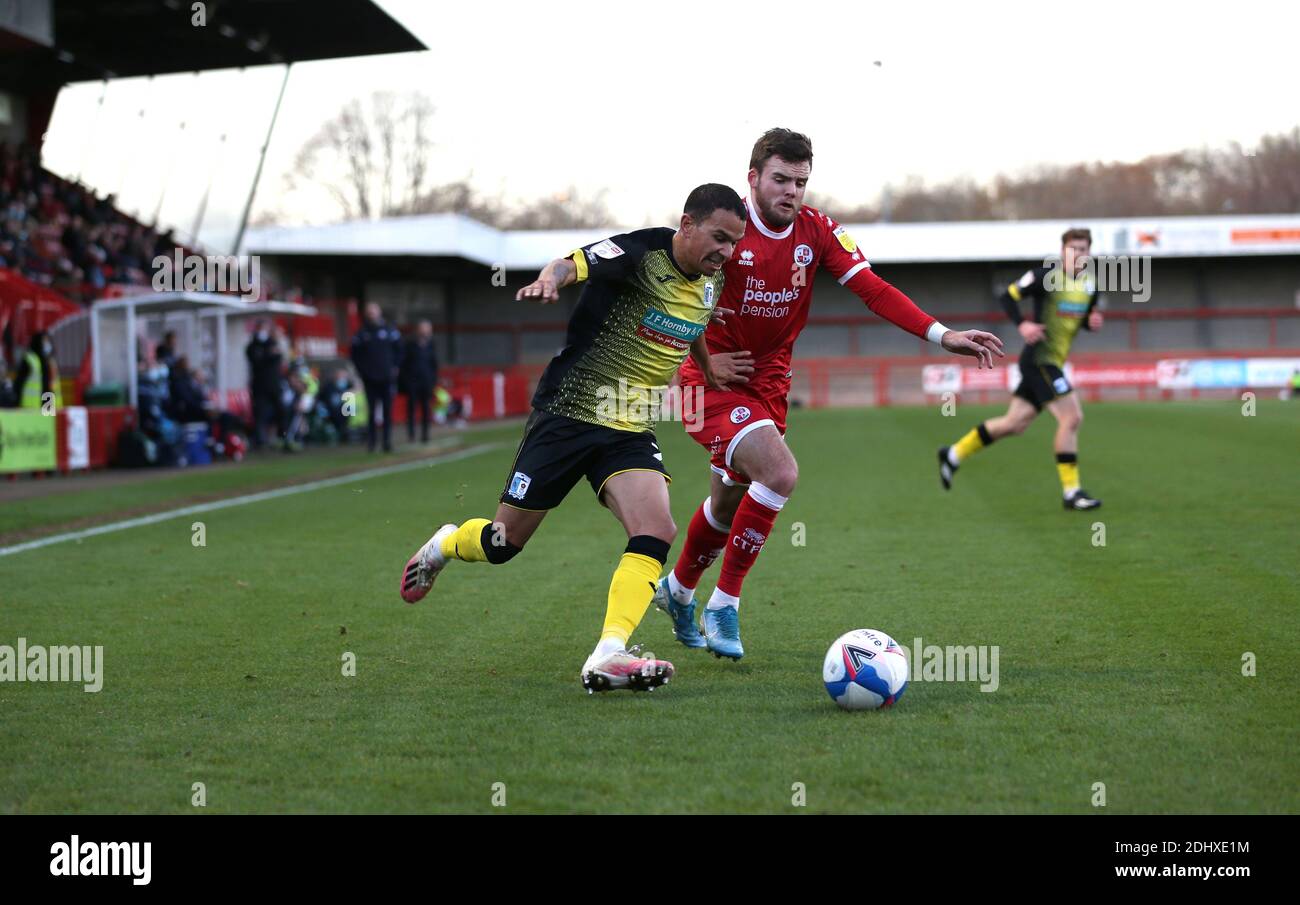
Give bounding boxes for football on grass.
[823,629,909,710]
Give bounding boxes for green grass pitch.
[2,401,1297,813]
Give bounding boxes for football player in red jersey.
[656,128,1004,659]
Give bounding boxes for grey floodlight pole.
[232,62,292,255]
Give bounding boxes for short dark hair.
[750,127,813,174]
[683,183,745,223]
[1062,227,1092,246]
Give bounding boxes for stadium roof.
[242,213,1300,268]
[0,0,424,91]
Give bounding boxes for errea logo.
[737,249,755,266]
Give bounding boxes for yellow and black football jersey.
[532,227,723,432]
[1002,265,1100,367]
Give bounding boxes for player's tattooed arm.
[515,257,576,304]
[692,334,753,390]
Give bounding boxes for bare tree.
[285,91,437,220]
[280,92,613,228]
[811,126,1300,222]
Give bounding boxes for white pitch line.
[0,442,505,558]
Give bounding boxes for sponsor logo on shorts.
[1052,376,1072,394]
[730,406,751,424]
[507,471,532,499]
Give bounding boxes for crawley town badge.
[794,244,814,267]
[730,406,752,424]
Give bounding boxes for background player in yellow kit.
[940,228,1104,510]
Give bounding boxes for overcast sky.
[39,0,1300,251]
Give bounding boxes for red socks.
[670,497,730,592]
[716,482,787,599]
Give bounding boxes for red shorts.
[682,388,787,485]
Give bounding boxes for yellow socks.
[951,422,993,464]
[600,551,664,646]
[440,518,492,563]
[1056,453,1080,496]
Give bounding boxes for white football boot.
[580,645,675,693]
[399,523,457,603]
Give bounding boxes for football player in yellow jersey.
[940,228,1105,510]
[399,184,751,692]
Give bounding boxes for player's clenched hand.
[1088,311,1104,331]
[516,278,560,304]
[709,306,735,326]
[1018,321,1046,344]
[707,350,754,389]
[941,329,1005,370]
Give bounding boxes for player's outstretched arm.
[515,257,576,304]
[939,329,1005,369]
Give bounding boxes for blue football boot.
[652,577,706,649]
[702,605,744,660]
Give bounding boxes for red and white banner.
[63,406,89,470]
[1070,364,1158,386]
[922,365,1012,394]
[926,362,1160,393]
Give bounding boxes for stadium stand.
[1,0,424,476]
[242,213,1300,413]
[1,141,184,303]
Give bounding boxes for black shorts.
[498,410,670,511]
[1014,355,1073,411]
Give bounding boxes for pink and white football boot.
[399,523,458,603]
[580,645,675,694]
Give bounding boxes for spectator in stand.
[156,330,180,371]
[400,319,439,444]
[14,331,60,410]
[284,358,319,450]
[434,378,467,427]
[245,318,285,450]
[0,346,16,407]
[135,355,172,437]
[350,303,403,453]
[319,367,355,444]
[167,356,210,423]
[0,142,180,303]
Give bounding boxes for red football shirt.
[678,196,938,400]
